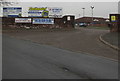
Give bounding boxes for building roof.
[76,17,106,20]
[75,17,108,23]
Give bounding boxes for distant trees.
[0,0,17,6]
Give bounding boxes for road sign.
[111,16,116,22]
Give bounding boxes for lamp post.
[91,6,94,26]
[82,8,85,17]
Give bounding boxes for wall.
[2,15,75,29]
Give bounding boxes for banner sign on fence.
[3,7,22,17]
[15,18,31,23]
[48,7,63,18]
[28,7,49,17]
[33,18,54,24]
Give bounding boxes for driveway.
[2,35,118,79]
[4,27,118,60]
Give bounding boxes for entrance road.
[2,35,118,79]
[5,27,118,60]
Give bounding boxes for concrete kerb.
[99,34,120,51]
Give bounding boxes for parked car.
[79,23,88,27]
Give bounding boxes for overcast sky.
[0,0,119,18]
[5,0,120,2]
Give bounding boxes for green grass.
[86,26,110,30]
[2,27,76,33]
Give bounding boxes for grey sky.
[0,1,119,18]
[18,2,118,18]
[118,1,120,14]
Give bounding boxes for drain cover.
[61,67,70,71]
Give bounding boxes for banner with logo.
[28,7,49,17]
[33,18,54,24]
[48,7,63,18]
[3,7,22,17]
[15,18,31,23]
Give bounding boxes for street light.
[91,6,94,26]
[82,8,85,17]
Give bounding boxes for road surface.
[5,27,118,60]
[2,35,118,79]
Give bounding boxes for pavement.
[4,27,118,61]
[2,35,118,79]
[100,32,119,50]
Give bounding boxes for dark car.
[79,23,87,27]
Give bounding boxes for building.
[75,17,109,27]
[2,15,75,29]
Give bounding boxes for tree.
[0,0,17,6]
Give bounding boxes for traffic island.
[99,32,120,51]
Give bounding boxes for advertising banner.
[28,7,49,17]
[15,18,31,23]
[33,18,54,24]
[3,7,22,17]
[48,7,63,18]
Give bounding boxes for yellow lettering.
[29,7,47,10]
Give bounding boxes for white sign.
[28,11,43,17]
[15,18,31,23]
[33,18,54,24]
[67,16,71,20]
[48,7,63,18]
[3,7,22,17]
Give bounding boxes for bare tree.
[0,0,17,6]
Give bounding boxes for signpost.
[110,14,120,32]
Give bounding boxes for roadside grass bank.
[2,27,77,33]
[100,32,119,50]
[85,26,109,30]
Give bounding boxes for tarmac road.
[2,35,118,79]
[5,27,118,60]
